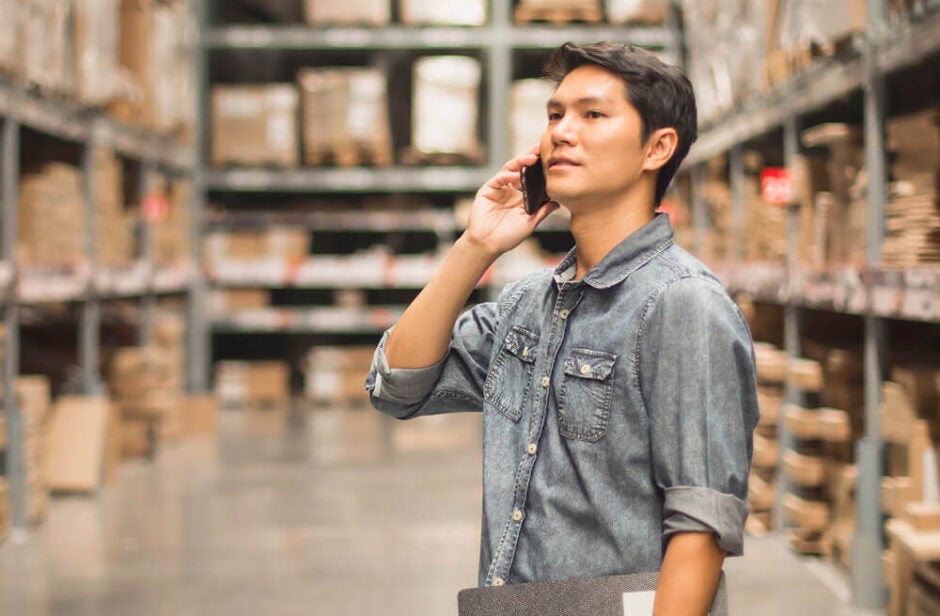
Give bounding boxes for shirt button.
[492,577,505,587]
[580,364,592,375]
[527,443,538,455]
[559,309,570,319]
[540,376,550,387]
[512,509,524,522]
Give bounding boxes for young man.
[366,42,759,614]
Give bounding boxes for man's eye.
[587,111,603,119]
[547,112,562,121]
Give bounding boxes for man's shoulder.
[637,242,724,290]
[496,268,554,313]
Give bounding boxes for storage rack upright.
[195,0,680,392]
[0,7,199,533]
[681,0,940,608]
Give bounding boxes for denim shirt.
[366,213,760,587]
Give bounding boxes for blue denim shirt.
[366,213,759,587]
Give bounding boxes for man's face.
[540,64,648,209]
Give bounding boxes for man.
[366,42,759,615]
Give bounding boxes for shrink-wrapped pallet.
[401,0,487,25]
[298,68,392,166]
[211,85,299,168]
[411,56,483,159]
[74,0,121,106]
[303,0,390,25]
[511,79,554,157]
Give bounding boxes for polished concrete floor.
[0,403,885,615]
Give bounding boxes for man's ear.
[642,128,679,172]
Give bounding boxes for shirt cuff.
[662,486,748,556]
[367,329,447,405]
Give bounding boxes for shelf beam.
[206,167,492,193]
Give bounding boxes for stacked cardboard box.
[515,0,602,23]
[153,312,186,440]
[18,163,86,269]
[211,85,299,168]
[800,124,867,266]
[44,395,115,493]
[401,0,487,25]
[703,156,732,263]
[206,227,310,266]
[113,0,195,134]
[108,346,178,458]
[303,0,390,25]
[745,151,788,263]
[410,56,484,162]
[748,342,788,534]
[511,79,554,158]
[74,0,122,106]
[0,0,20,75]
[304,346,374,407]
[152,179,192,268]
[20,0,76,95]
[210,290,271,315]
[605,0,669,24]
[94,147,136,267]
[884,109,940,265]
[16,376,52,523]
[298,68,393,167]
[215,361,291,407]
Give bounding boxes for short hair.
[543,42,698,206]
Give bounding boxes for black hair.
[543,42,698,206]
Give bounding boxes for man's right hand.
[462,148,561,258]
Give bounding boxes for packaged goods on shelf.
[800,124,867,266]
[74,0,121,106]
[44,396,114,493]
[215,361,290,407]
[511,79,554,157]
[298,68,393,167]
[211,85,300,168]
[152,180,192,268]
[20,0,76,95]
[94,147,136,267]
[744,151,787,263]
[303,0,390,25]
[411,56,484,162]
[210,290,272,314]
[18,163,86,269]
[884,109,940,265]
[0,0,20,74]
[206,228,310,264]
[401,0,487,25]
[515,0,602,24]
[604,0,669,24]
[700,156,731,263]
[304,346,374,407]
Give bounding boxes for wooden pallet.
[514,3,603,25]
[305,141,393,168]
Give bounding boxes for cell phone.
[520,157,550,215]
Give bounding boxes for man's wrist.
[455,231,504,264]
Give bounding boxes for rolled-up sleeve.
[637,276,759,556]
[366,300,500,419]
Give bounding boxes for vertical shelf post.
[189,0,210,392]
[1,116,24,528]
[79,126,102,395]
[487,0,512,167]
[139,161,157,348]
[851,0,889,607]
[729,145,746,262]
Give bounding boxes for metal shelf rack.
[682,2,940,609]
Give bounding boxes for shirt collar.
[552,212,675,289]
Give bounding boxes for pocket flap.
[503,326,538,363]
[564,349,617,380]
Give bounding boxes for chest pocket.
[558,348,617,442]
[483,326,538,422]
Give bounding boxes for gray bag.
[458,571,728,616]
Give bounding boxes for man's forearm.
[653,532,725,616]
[384,235,500,369]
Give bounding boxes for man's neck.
[569,201,655,280]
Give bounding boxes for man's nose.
[549,115,577,146]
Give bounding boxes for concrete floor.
[0,403,885,615]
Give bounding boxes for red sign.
[761,167,794,206]
[142,193,170,223]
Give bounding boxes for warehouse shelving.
[195,0,679,390]
[681,1,940,609]
[1,3,198,531]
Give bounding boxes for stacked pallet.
[211,85,299,168]
[748,342,788,534]
[781,356,857,560]
[215,361,291,408]
[16,376,53,524]
[884,109,940,265]
[298,68,393,167]
[18,163,86,269]
[800,123,867,266]
[108,345,179,458]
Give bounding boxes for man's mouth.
[548,157,579,168]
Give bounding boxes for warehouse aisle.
[0,404,882,615]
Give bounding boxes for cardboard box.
[0,0,20,74]
[401,0,486,25]
[211,289,272,314]
[44,396,113,493]
[74,0,121,106]
[181,395,218,437]
[412,56,482,157]
[19,163,87,268]
[303,0,390,25]
[211,85,299,168]
[605,0,669,24]
[298,68,392,166]
[21,0,76,95]
[216,361,290,406]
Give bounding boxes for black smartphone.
[520,157,550,215]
